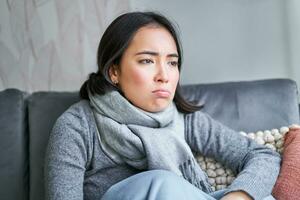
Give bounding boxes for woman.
[45,11,281,200]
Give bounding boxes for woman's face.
[109,26,180,112]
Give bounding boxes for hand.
[289,124,300,130]
[220,191,252,200]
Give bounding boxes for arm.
[45,111,89,200]
[185,111,281,200]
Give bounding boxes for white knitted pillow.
[193,125,299,192]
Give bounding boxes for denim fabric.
[102,170,275,200]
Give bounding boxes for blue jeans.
[102,169,275,200]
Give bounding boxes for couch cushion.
[181,79,300,132]
[0,89,28,200]
[272,127,300,200]
[27,91,79,200]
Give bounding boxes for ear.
[109,65,119,84]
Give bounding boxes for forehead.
[126,26,178,54]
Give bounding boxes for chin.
[148,102,171,113]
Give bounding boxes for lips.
[152,89,171,98]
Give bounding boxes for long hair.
[79,11,203,113]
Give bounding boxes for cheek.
[127,69,150,85]
[171,71,180,86]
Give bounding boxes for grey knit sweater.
[45,100,281,200]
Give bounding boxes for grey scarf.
[89,90,211,192]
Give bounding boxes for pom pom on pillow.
[194,125,292,192]
[272,125,300,200]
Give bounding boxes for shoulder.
[183,110,224,138]
[56,100,93,124]
[184,110,210,125]
[52,100,96,138]
[64,99,93,118]
[47,100,96,169]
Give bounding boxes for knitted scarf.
[89,90,211,192]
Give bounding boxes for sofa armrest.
[0,89,29,200]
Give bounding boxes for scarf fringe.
[179,158,213,193]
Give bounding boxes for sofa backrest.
[181,79,300,132]
[0,78,299,200]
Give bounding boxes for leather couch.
[1,78,299,200]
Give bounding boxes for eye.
[168,61,178,67]
[139,59,154,64]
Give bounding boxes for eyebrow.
[134,50,179,58]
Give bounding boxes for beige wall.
[130,0,299,89]
[286,0,300,88]
[0,0,299,94]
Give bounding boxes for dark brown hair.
[79,11,203,113]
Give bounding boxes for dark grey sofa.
[1,78,299,200]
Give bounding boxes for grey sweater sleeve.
[45,109,90,200]
[185,111,281,200]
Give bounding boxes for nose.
[154,62,169,83]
